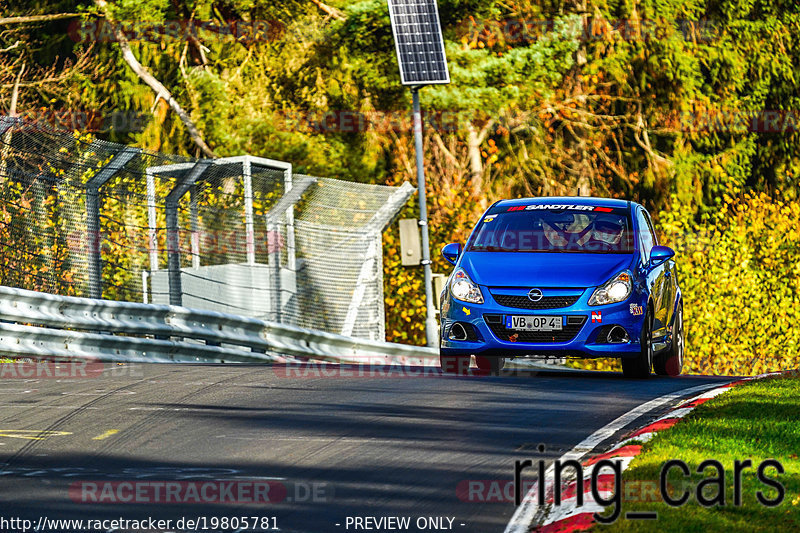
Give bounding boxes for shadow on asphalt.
[268,362,735,381]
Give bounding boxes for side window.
[636,209,655,260]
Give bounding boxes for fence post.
[85,147,140,299]
[146,169,159,272]
[165,160,213,306]
[190,184,200,269]
[243,157,256,265]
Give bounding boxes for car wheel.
[654,305,684,377]
[440,353,470,375]
[475,355,504,375]
[622,311,653,379]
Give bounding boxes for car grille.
[484,315,586,343]
[491,294,580,310]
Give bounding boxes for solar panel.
[388,0,451,86]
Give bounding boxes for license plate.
[505,315,563,331]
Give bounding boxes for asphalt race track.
[0,362,735,532]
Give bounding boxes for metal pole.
[165,160,213,306]
[85,147,139,300]
[165,200,182,306]
[190,185,200,269]
[412,87,438,348]
[243,158,255,265]
[86,189,102,298]
[267,216,281,323]
[146,170,159,272]
[284,167,296,271]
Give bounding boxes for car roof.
[494,196,632,210]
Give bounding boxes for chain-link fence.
[0,116,413,340]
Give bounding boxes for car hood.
[460,251,633,288]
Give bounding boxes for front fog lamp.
[589,271,632,306]
[450,268,484,304]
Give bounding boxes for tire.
[654,305,684,377]
[475,355,505,375]
[622,311,653,378]
[440,353,470,375]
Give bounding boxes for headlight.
[450,268,484,304]
[589,271,632,306]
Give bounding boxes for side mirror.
[649,245,675,266]
[442,243,463,266]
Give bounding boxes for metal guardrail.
[0,286,437,365]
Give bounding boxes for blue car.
[439,197,684,378]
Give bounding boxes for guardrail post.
[165,160,213,306]
[85,147,140,299]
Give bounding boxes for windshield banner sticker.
[506,204,616,212]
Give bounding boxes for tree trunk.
[0,62,25,185]
[466,120,495,195]
[0,13,81,26]
[310,0,345,20]
[94,0,216,158]
[8,61,25,116]
[467,122,483,195]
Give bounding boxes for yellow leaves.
[658,193,800,376]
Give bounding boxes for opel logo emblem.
[527,288,543,302]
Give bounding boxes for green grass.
[594,375,800,532]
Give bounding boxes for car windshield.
[468,206,634,254]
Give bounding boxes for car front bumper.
[439,287,647,359]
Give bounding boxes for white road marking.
[615,431,656,448]
[503,381,732,533]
